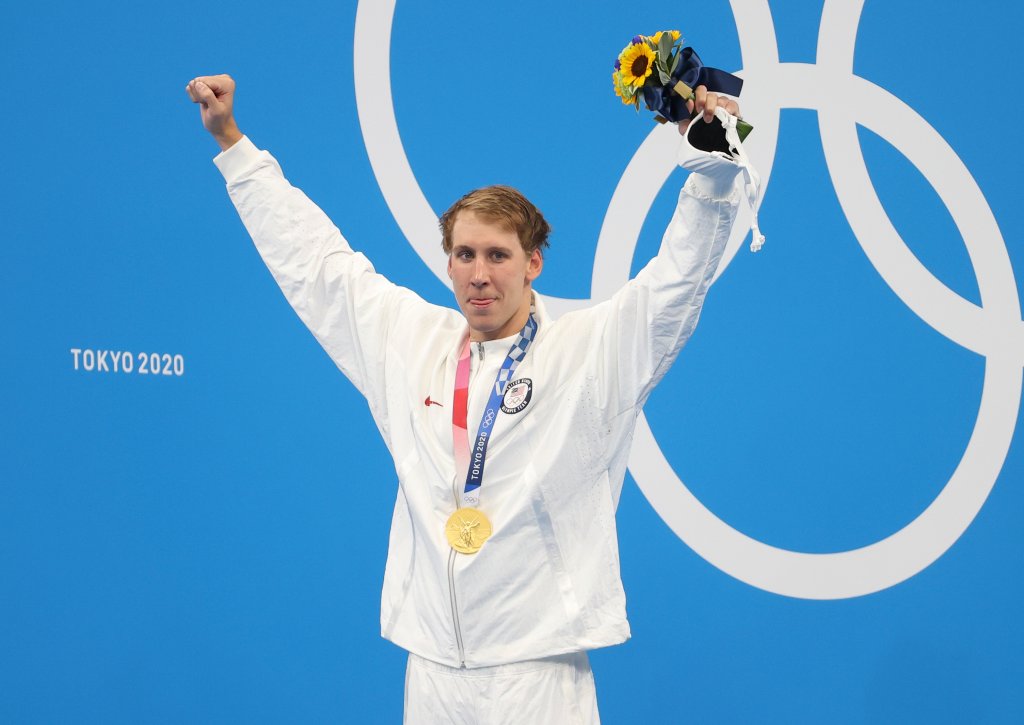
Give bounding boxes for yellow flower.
[618,42,656,88]
[651,30,681,46]
[612,70,637,105]
[612,71,627,102]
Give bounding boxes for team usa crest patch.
[500,378,532,414]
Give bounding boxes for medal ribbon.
[451,313,538,508]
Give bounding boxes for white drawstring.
[717,108,766,252]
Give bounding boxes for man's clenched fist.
[186,74,243,151]
[676,85,741,136]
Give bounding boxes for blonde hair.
[439,185,551,255]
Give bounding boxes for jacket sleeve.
[594,167,741,416]
[213,136,420,407]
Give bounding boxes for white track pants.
[404,652,600,724]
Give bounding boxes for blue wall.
[2,1,1022,721]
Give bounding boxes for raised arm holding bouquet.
[615,30,766,250]
[187,28,758,720]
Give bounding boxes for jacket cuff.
[213,135,261,183]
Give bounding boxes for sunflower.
[618,42,656,88]
[651,30,681,46]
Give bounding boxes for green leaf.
[737,119,754,142]
[658,31,674,61]
[658,68,671,85]
[670,50,681,75]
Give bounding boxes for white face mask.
[680,105,766,252]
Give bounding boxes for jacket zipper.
[447,545,466,667]
[446,341,482,668]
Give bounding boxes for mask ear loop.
[716,106,765,252]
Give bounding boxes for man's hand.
[186,74,243,151]
[677,85,741,136]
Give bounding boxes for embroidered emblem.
[500,378,532,414]
[424,396,443,407]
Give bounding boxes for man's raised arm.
[589,89,747,415]
[185,74,422,409]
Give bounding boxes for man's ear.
[447,254,453,279]
[526,249,543,283]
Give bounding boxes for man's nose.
[471,259,489,285]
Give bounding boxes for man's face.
[447,211,543,341]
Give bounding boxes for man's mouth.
[469,298,494,309]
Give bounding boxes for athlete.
[188,73,746,724]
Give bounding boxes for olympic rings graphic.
[353,0,1022,599]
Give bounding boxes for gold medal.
[445,507,493,554]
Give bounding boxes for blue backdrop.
[2,0,1022,722]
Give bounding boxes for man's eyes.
[456,251,509,261]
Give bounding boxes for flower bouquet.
[613,31,752,143]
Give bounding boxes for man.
[188,73,745,723]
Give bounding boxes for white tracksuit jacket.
[214,136,741,669]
